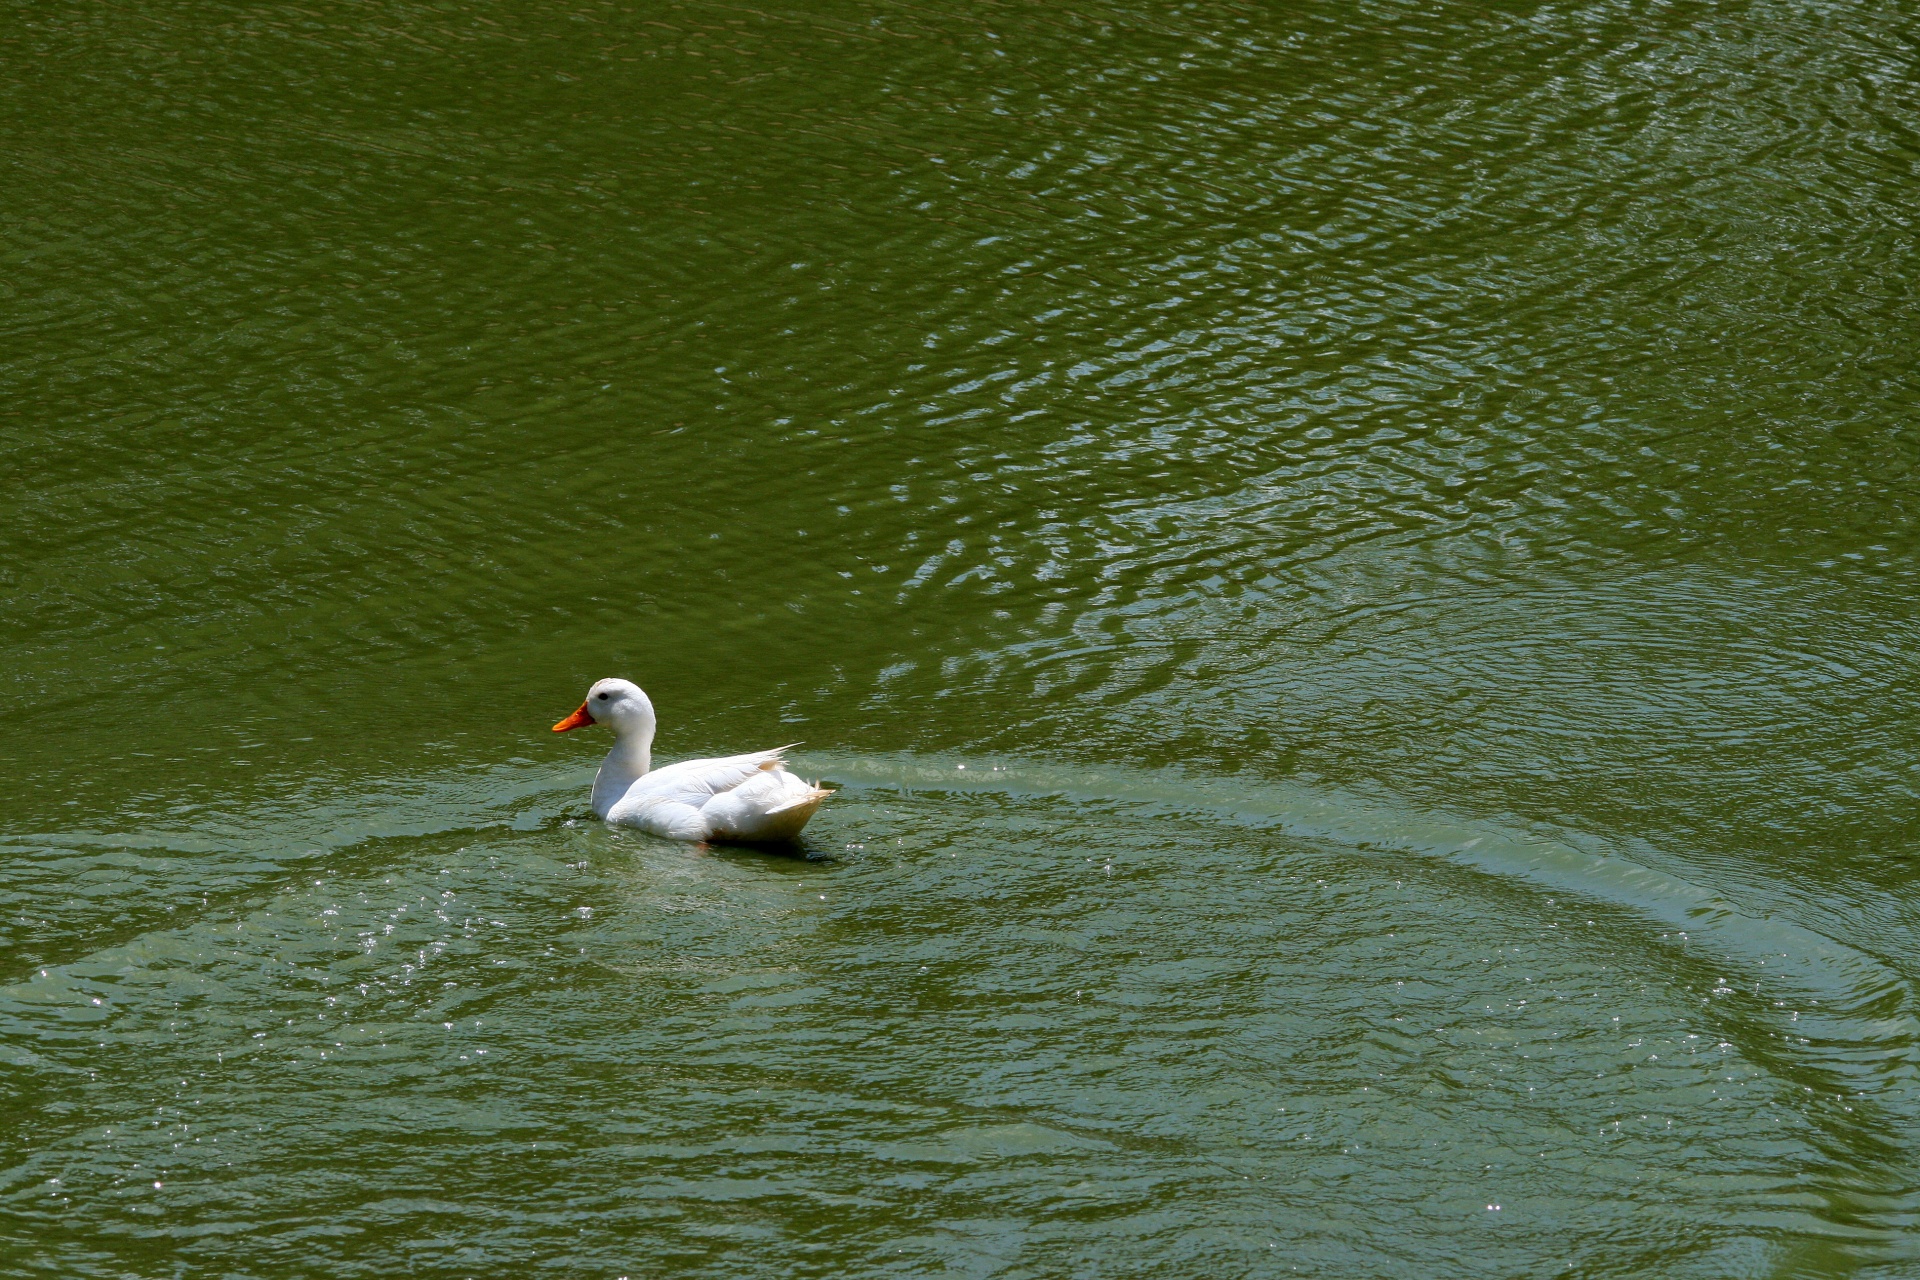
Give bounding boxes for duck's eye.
[596,692,610,700]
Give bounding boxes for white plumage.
[552,678,829,842]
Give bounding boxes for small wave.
[804,749,1920,1096]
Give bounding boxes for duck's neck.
[590,715,654,817]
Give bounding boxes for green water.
[6,0,1920,1273]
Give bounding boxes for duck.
[551,678,830,842]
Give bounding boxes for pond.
[4,0,1918,1274]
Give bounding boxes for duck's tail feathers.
[758,743,805,771]
[767,785,832,816]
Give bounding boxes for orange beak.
[551,701,596,733]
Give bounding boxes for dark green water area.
[5,0,1920,1274]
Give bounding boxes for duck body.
[555,679,829,842]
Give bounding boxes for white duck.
[552,678,829,842]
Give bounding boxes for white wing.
[621,746,794,808]
[603,745,826,841]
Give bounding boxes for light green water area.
[5,0,1920,1274]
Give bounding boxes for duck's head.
[552,678,654,734]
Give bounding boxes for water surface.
[5,0,1920,1274]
